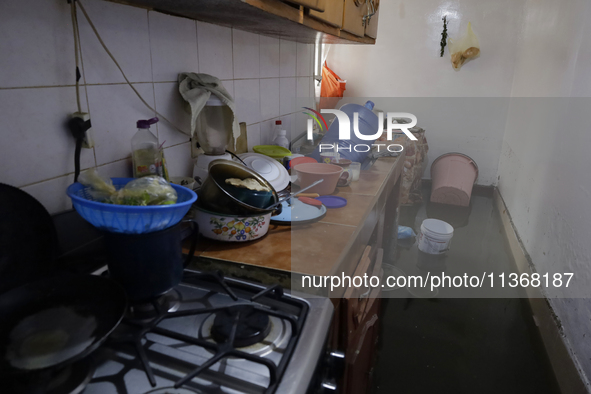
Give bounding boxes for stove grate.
[106,270,307,394]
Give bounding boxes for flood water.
[372,187,560,394]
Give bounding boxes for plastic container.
[253,145,291,162]
[67,178,197,234]
[294,163,343,195]
[430,153,478,207]
[311,100,380,163]
[289,156,316,168]
[283,155,310,172]
[417,218,454,255]
[273,130,290,149]
[350,162,361,181]
[132,117,162,178]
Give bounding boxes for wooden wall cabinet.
[107,0,377,44]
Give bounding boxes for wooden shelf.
[108,0,376,44]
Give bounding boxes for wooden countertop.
[186,155,405,277]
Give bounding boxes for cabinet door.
[344,299,380,394]
[309,0,344,28]
[342,247,383,394]
[341,0,366,37]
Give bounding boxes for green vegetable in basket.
[112,176,177,206]
[78,169,177,206]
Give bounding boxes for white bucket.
[418,219,454,255]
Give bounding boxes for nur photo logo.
[304,107,418,154]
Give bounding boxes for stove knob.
[327,350,345,377]
[320,379,338,393]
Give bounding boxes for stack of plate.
[238,153,290,192]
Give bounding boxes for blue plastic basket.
[66,178,197,234]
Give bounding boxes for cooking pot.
[103,220,199,302]
[197,159,279,215]
[194,205,272,242]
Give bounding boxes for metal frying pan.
[0,273,127,375]
[0,183,60,294]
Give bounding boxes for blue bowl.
[66,178,197,234]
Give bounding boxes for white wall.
[0,0,314,214]
[498,0,591,385]
[326,0,525,185]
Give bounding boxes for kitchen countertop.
[185,155,405,278]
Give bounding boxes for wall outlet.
[190,138,203,158]
[71,112,94,149]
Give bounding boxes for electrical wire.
[76,0,188,136]
[70,0,82,113]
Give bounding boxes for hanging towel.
[178,73,239,145]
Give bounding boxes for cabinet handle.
[350,313,378,364]
[363,0,379,26]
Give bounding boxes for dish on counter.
[270,198,327,225]
[316,196,347,209]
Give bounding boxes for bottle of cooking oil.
[131,117,162,178]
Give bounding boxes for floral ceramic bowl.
[194,205,271,242]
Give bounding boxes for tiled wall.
[0,0,315,214]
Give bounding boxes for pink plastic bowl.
[294,163,343,195]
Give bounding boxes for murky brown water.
[372,188,560,394]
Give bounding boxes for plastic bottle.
[273,129,290,149]
[311,100,379,163]
[271,120,283,142]
[132,117,162,178]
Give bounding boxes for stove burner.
[127,288,182,320]
[211,306,272,348]
[8,356,95,394]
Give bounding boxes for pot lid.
[238,153,290,192]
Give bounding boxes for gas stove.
[74,269,334,394]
